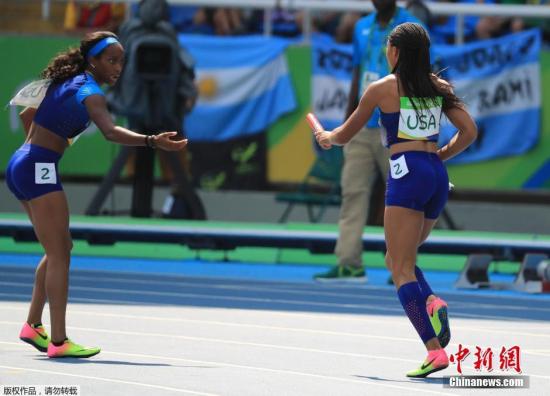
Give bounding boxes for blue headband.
[87,37,120,59]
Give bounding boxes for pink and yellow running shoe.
[427,297,451,348]
[47,339,101,359]
[19,322,50,353]
[407,348,449,378]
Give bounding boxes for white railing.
[43,0,550,44]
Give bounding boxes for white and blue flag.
[311,34,352,131]
[435,29,541,163]
[180,35,297,142]
[310,30,541,164]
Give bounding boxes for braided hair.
[40,31,118,83]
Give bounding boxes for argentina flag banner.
[311,34,352,131]
[434,29,541,163]
[310,30,541,164]
[180,35,297,142]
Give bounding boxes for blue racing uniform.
[6,73,103,201]
[380,96,448,219]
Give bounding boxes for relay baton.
[306,113,324,133]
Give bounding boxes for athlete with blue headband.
[313,23,478,378]
[7,31,188,359]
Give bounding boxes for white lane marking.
[6,280,550,323]
[3,304,550,346]
[0,343,457,396]
[6,267,550,308]
[1,280,547,325]
[0,281,406,313]
[0,363,218,395]
[2,319,549,376]
[0,321,420,363]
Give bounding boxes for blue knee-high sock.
[398,281,437,344]
[415,265,434,301]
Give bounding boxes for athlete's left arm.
[438,105,478,161]
[85,94,187,150]
[19,107,36,136]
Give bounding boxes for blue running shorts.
[385,151,448,219]
[5,144,63,201]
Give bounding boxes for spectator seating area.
[1,1,548,44]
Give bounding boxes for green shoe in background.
[313,265,367,283]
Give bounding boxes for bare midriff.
[389,140,438,156]
[25,123,69,154]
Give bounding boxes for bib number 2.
[35,163,57,184]
[389,155,409,179]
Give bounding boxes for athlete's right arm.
[84,95,187,151]
[329,80,382,145]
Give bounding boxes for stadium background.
[1,1,550,395]
[1,37,549,188]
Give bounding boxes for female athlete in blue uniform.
[314,22,477,377]
[7,31,187,358]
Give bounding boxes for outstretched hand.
[154,132,188,151]
[307,113,332,150]
[314,129,332,150]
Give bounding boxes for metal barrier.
[42,0,550,43]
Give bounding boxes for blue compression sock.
[415,265,434,301]
[397,281,437,344]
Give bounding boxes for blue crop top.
[379,97,443,148]
[34,73,104,139]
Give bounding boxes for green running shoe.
[47,339,101,358]
[407,349,449,378]
[313,265,367,283]
[427,297,451,348]
[19,322,50,353]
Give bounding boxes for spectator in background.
[247,7,302,37]
[64,1,126,33]
[211,8,248,35]
[430,0,493,43]
[476,0,525,39]
[313,0,423,283]
[169,5,202,33]
[524,0,550,43]
[313,11,364,43]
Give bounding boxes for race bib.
[398,97,442,140]
[35,163,57,184]
[389,155,409,179]
[9,79,51,108]
[360,71,380,94]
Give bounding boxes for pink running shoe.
[427,297,451,348]
[407,348,449,378]
[47,339,101,358]
[19,322,50,352]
